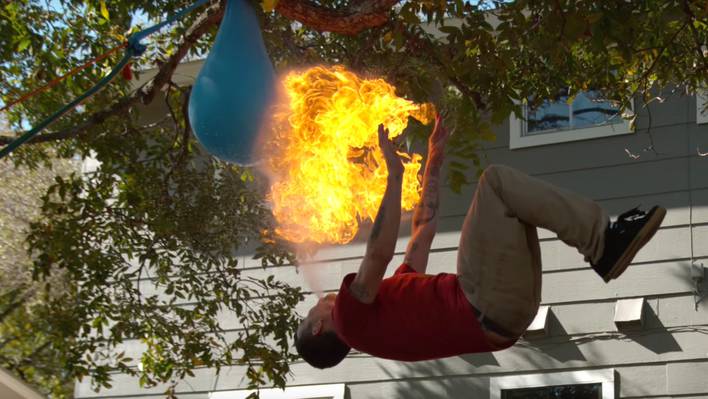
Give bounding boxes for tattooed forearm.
[370,205,386,241]
[403,242,419,264]
[413,202,437,227]
[427,162,441,178]
[412,161,441,229]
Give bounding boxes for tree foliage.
[0,146,78,397]
[261,0,707,187]
[0,0,706,397]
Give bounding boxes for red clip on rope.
[121,62,133,81]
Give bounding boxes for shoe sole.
[604,206,667,282]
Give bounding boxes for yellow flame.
[264,65,435,244]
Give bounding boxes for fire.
[263,66,435,245]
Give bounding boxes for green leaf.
[99,1,110,20]
[400,5,421,24]
[17,38,31,52]
[438,26,459,35]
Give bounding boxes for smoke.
[295,244,326,298]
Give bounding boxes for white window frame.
[210,383,346,399]
[490,369,615,399]
[509,95,634,149]
[698,89,708,125]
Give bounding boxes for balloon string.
[0,0,212,160]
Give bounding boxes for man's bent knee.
[480,164,505,191]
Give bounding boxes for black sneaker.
[591,206,666,282]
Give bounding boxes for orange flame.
[263,66,435,245]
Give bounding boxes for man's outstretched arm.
[350,124,404,304]
[404,114,449,273]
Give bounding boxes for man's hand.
[378,124,405,179]
[428,113,450,164]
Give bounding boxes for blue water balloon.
[188,0,275,165]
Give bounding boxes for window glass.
[527,89,571,134]
[572,91,621,129]
[526,90,622,135]
[502,383,602,399]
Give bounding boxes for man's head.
[294,293,350,369]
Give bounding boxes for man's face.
[300,293,337,336]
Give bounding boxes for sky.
[47,0,149,26]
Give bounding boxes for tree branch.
[275,0,400,35]
[0,2,224,147]
[402,26,486,110]
[0,288,34,324]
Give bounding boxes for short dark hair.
[295,327,351,369]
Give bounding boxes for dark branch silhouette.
[275,0,402,35]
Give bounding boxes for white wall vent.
[614,297,645,330]
[524,305,551,337]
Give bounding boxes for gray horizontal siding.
[77,334,708,397]
[85,289,708,375]
[139,223,706,303]
[78,361,708,399]
[77,93,708,398]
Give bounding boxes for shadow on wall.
[669,260,708,310]
[623,297,683,355]
[379,359,490,399]
[520,311,586,363]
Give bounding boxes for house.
[74,39,708,399]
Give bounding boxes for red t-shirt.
[332,264,493,361]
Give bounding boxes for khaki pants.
[457,165,608,337]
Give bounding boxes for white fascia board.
[0,367,45,399]
[210,383,346,399]
[132,58,205,88]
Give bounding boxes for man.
[294,115,666,368]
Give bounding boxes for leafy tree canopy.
[0,0,706,397]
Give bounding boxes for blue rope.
[0,54,131,159]
[0,0,212,160]
[128,0,210,56]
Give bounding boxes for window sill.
[509,121,634,150]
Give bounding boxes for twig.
[403,26,486,110]
[628,21,690,101]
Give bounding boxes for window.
[490,369,615,399]
[698,89,708,125]
[210,383,346,399]
[510,89,633,149]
